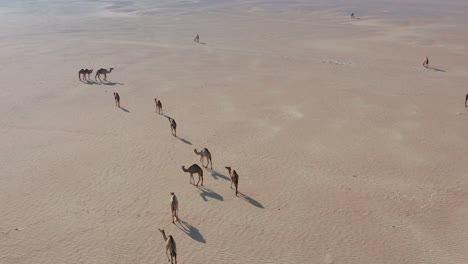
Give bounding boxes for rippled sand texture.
[1,0,468,263]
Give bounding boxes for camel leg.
[166,250,170,262]
[103,73,107,82]
[210,158,212,169]
[230,181,233,189]
[465,98,467,107]
[235,183,238,196]
[200,175,203,186]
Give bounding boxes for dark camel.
[182,164,203,186]
[156,99,163,115]
[78,69,93,81]
[113,92,120,108]
[465,93,468,107]
[95,68,114,82]
[225,166,239,196]
[168,117,177,136]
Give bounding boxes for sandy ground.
[1,1,468,263]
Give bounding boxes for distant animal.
[168,117,177,136]
[225,166,239,196]
[182,164,203,186]
[194,148,212,169]
[156,99,163,115]
[95,68,114,82]
[79,69,93,81]
[154,98,158,112]
[170,192,179,224]
[465,93,468,107]
[194,34,199,43]
[423,57,429,67]
[158,229,177,264]
[351,12,355,19]
[113,92,120,107]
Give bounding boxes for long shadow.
[175,220,206,243]
[196,185,223,201]
[238,192,264,209]
[207,168,230,181]
[119,107,130,113]
[80,80,100,85]
[425,66,446,72]
[103,81,124,86]
[176,136,192,145]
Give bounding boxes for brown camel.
[78,69,93,81]
[113,92,120,108]
[158,229,177,264]
[225,166,239,196]
[156,99,163,115]
[194,148,212,169]
[168,117,177,136]
[170,192,179,224]
[465,93,468,107]
[182,164,203,186]
[95,68,114,82]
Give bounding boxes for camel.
[168,117,177,136]
[95,68,114,82]
[423,57,429,67]
[351,12,355,19]
[465,93,468,107]
[78,69,93,81]
[158,229,177,264]
[194,34,199,43]
[170,192,179,224]
[194,148,212,169]
[113,92,120,108]
[225,166,239,196]
[182,164,203,186]
[156,99,163,115]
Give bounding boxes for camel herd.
[78,68,241,263]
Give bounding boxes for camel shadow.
[175,220,206,243]
[119,107,130,113]
[238,192,264,209]
[196,185,223,202]
[103,81,124,86]
[197,42,207,45]
[80,80,100,85]
[176,136,192,145]
[207,168,230,181]
[424,66,446,72]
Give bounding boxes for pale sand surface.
[1,0,468,263]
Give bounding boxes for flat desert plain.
[1,0,468,263]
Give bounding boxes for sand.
[1,0,468,263]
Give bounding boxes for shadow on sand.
[80,80,124,85]
[175,220,206,243]
[424,66,446,72]
[207,168,230,181]
[197,185,223,201]
[176,136,192,145]
[238,192,264,209]
[119,107,130,113]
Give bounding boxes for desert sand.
[1,0,468,263]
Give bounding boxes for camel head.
[89,69,93,73]
[225,166,232,174]
[109,67,114,72]
[194,149,199,155]
[181,166,186,171]
[170,192,174,195]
